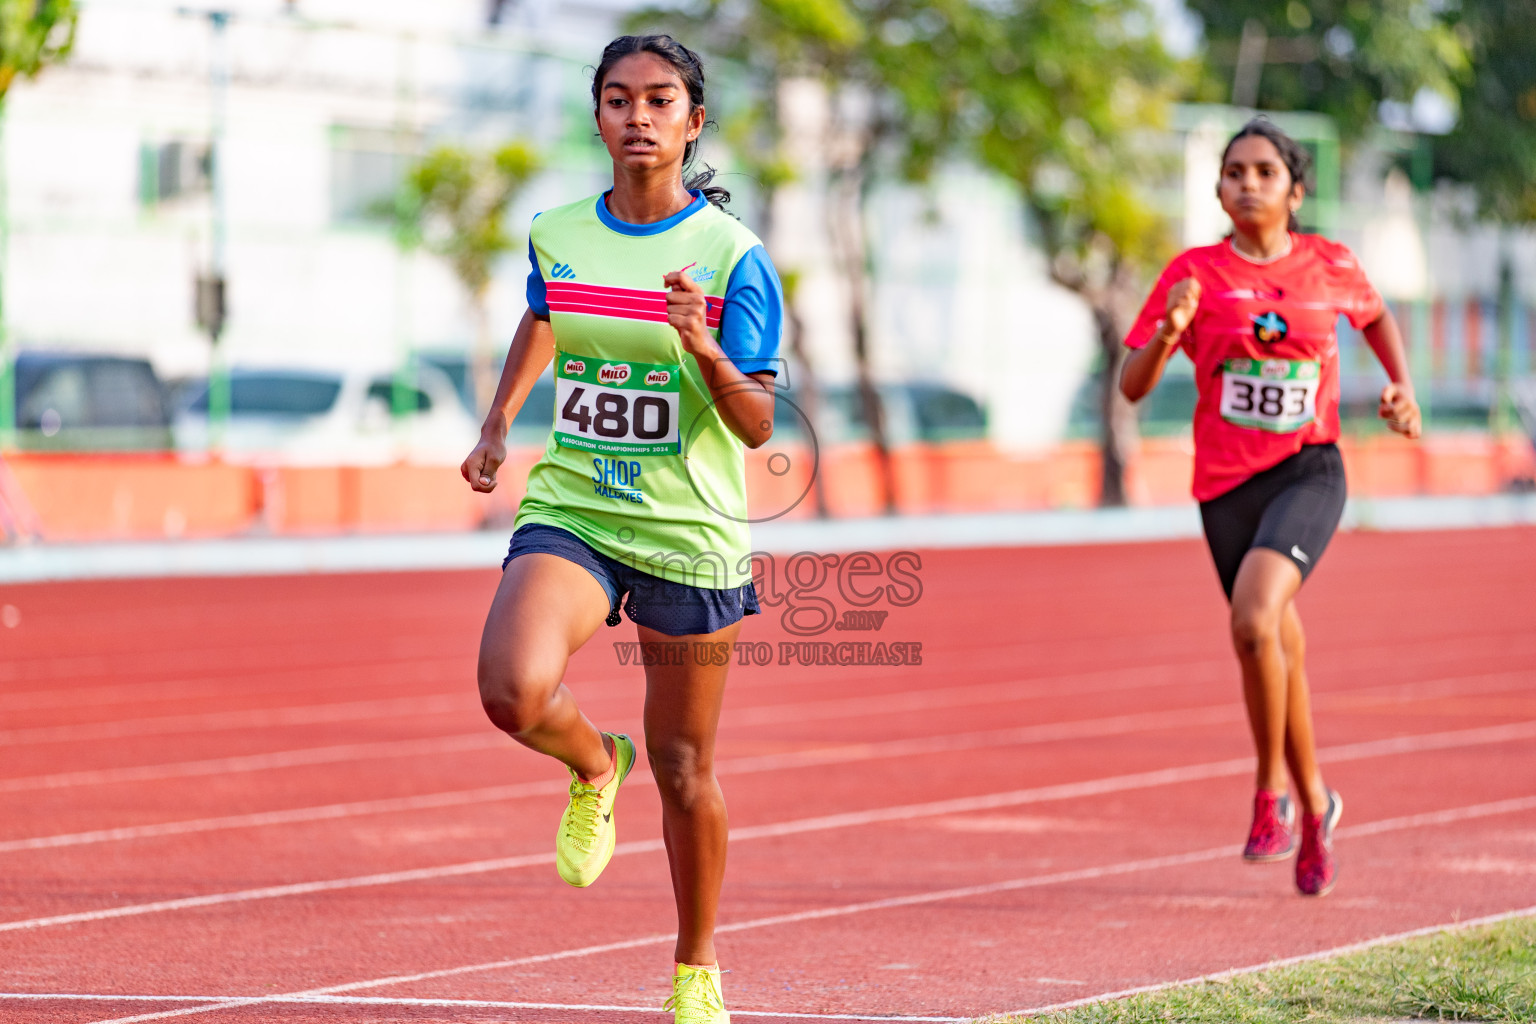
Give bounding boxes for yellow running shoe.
[556,732,635,887]
[664,963,730,1024]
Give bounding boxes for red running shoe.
[1242,790,1296,862]
[1295,789,1343,897]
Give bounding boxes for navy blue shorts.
[1199,443,1348,600]
[502,523,760,637]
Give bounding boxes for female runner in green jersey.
[461,34,783,1024]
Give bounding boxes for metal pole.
[0,97,11,451]
[206,10,231,451]
[392,33,416,445]
[1494,240,1514,435]
[1410,135,1433,431]
[1312,135,1340,239]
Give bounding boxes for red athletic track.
[2,528,1534,1024]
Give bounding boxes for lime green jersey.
[515,191,783,589]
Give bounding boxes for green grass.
[1004,913,1536,1024]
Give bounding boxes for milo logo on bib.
[1219,357,1320,434]
[555,351,682,455]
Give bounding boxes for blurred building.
[5,0,1533,452]
[5,0,625,388]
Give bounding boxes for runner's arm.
[1120,322,1183,402]
[1121,277,1201,402]
[1361,309,1422,439]
[703,368,777,449]
[462,309,556,492]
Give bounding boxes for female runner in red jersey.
[1120,118,1422,896]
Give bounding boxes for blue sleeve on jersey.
[719,245,784,376]
[525,229,549,317]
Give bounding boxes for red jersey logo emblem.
[1250,311,1289,345]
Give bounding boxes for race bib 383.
[1219,358,1321,434]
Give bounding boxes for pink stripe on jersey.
[546,282,722,328]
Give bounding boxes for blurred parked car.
[173,365,478,464]
[1066,370,1198,440]
[772,382,988,444]
[500,377,988,447]
[416,351,478,414]
[426,347,990,448]
[14,351,172,451]
[1069,367,1519,439]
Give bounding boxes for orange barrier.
[4,433,1532,541]
[5,455,256,539]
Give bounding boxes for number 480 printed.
[561,386,672,440]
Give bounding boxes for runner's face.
[1218,136,1303,234]
[596,52,704,175]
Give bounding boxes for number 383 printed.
[1219,358,1320,434]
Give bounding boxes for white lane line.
[0,694,473,747]
[6,719,1535,934]
[6,659,1522,800]
[7,666,1530,850]
[0,703,1240,852]
[0,846,629,936]
[0,780,565,853]
[11,619,1525,754]
[726,660,1223,728]
[0,660,1214,794]
[69,794,1536,1024]
[1010,901,1536,1017]
[0,654,465,714]
[0,993,966,1022]
[0,733,512,795]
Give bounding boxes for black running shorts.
[1198,443,1347,600]
[502,523,760,636]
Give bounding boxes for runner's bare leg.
[478,552,614,780]
[1229,549,1306,805]
[1279,600,1328,814]
[642,619,740,966]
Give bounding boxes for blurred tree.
[1184,0,1470,140]
[1192,1,1529,432]
[632,0,1182,507]
[1429,0,1535,434]
[962,0,1179,506]
[0,0,77,449]
[631,0,1009,513]
[1432,0,1536,222]
[393,142,540,415]
[0,0,74,98]
[625,0,850,515]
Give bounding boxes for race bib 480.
[1219,358,1320,433]
[554,352,681,455]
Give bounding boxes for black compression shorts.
[1198,443,1347,600]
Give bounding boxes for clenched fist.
[1163,277,1202,338]
[663,268,712,357]
[461,435,507,493]
[1379,382,1422,439]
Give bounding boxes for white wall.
[4,0,622,384]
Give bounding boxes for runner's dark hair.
[593,35,730,209]
[1221,117,1312,232]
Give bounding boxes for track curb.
[2,493,1533,584]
